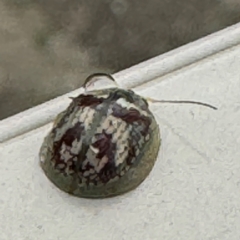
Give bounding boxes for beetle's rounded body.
[39,87,161,198]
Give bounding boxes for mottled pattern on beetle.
[46,88,153,186]
[79,114,130,185]
[77,92,152,186]
[49,95,106,175]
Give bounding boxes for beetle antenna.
[146,97,217,110]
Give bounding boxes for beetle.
[39,73,217,198]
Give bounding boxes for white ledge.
[1,22,240,143]
[115,22,240,88]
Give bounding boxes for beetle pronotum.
[39,73,217,198]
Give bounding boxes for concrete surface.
[1,0,240,120]
[1,42,240,239]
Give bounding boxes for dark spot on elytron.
[126,146,136,165]
[83,162,92,171]
[99,161,118,184]
[92,130,116,160]
[92,130,118,183]
[112,106,152,136]
[74,94,105,107]
[52,122,85,172]
[61,122,84,146]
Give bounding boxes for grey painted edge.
[1,22,240,143]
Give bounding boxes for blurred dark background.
[0,0,240,119]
